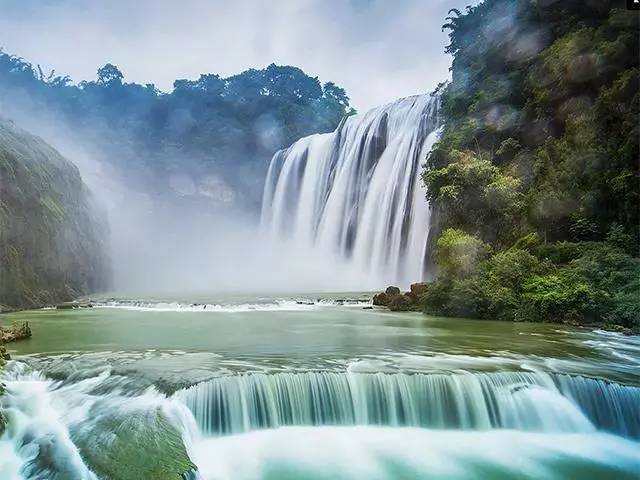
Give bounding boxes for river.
[1,293,639,479]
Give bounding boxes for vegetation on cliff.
[422,0,639,330]
[0,119,109,309]
[0,55,353,209]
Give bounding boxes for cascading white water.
[2,363,639,479]
[0,364,199,480]
[260,94,439,288]
[177,371,640,438]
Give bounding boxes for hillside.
[421,0,639,330]
[0,118,109,309]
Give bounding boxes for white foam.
[92,298,370,313]
[190,426,640,480]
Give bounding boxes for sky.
[0,0,472,111]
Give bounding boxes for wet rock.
[372,292,390,306]
[362,306,374,310]
[388,294,414,312]
[0,321,32,343]
[404,291,418,304]
[410,282,429,297]
[606,324,634,336]
[385,286,401,296]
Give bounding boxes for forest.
[0,53,352,210]
[422,0,639,331]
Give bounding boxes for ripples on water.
[1,298,639,479]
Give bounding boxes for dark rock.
[0,345,9,361]
[372,292,390,306]
[606,324,634,336]
[56,303,76,310]
[0,321,32,343]
[388,294,414,312]
[410,282,429,297]
[362,306,374,310]
[404,291,418,304]
[56,302,93,309]
[385,286,401,296]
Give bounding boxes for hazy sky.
[0,0,471,111]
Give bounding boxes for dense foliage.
[0,119,109,309]
[0,53,352,209]
[422,0,639,330]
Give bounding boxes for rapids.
[1,356,639,479]
[1,93,639,478]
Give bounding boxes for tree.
[97,63,124,86]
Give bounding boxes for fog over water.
[0,1,487,295]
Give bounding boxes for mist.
[0,0,474,296]
[0,79,380,295]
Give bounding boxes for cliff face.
[0,118,110,309]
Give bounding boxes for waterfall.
[0,364,199,480]
[260,94,439,287]
[2,363,639,478]
[177,371,640,438]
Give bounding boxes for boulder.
[0,321,32,343]
[410,282,429,297]
[385,286,401,296]
[404,291,418,304]
[372,292,390,306]
[388,294,414,312]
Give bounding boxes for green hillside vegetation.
[0,118,109,309]
[422,0,639,331]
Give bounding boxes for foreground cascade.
[260,94,439,286]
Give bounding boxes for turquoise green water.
[1,293,639,479]
[3,294,638,384]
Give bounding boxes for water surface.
[1,293,638,480]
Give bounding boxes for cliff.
[420,1,639,328]
[0,118,110,309]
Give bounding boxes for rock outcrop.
[0,321,32,343]
[0,118,110,309]
[372,283,429,312]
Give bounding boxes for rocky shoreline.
[372,284,636,336]
[0,321,32,363]
[372,283,429,312]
